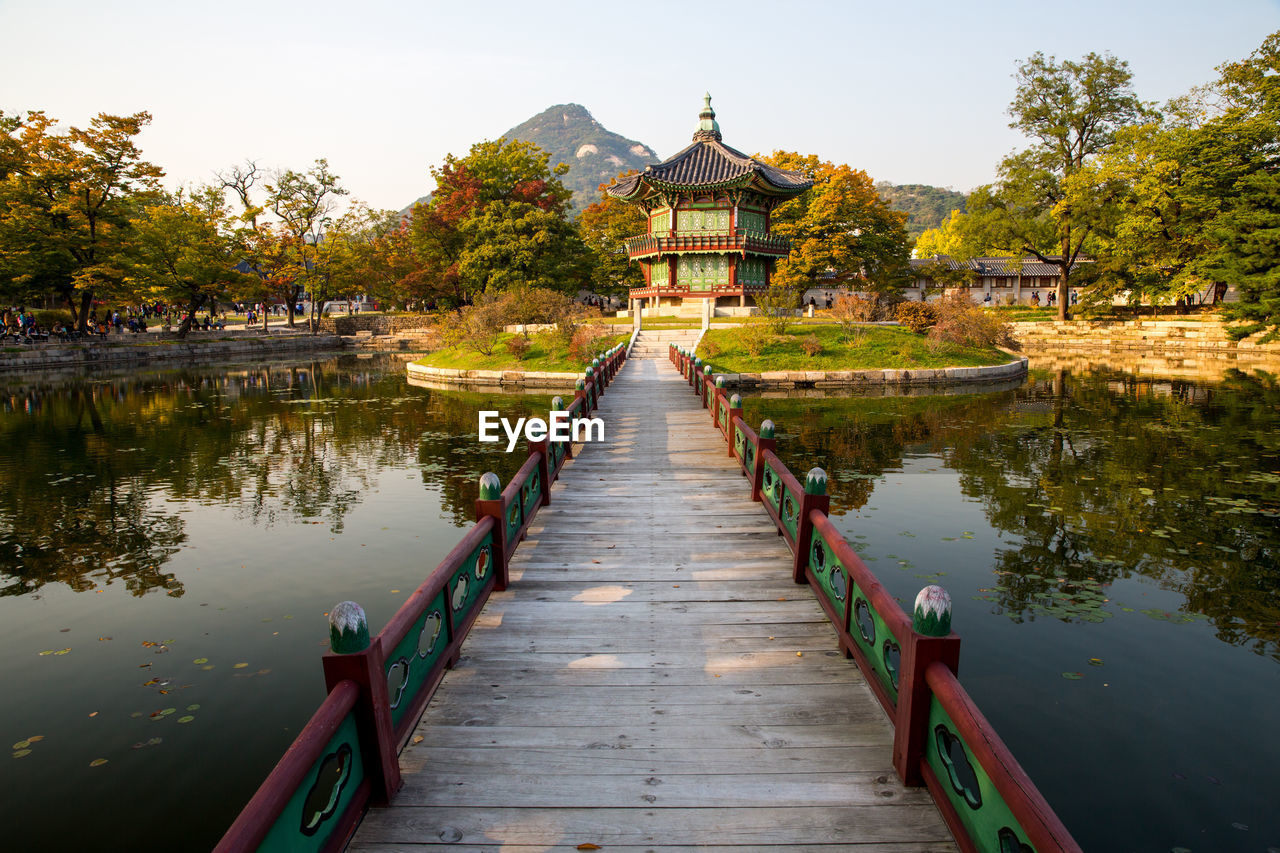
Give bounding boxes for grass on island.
[413,329,631,373]
[696,324,1012,373]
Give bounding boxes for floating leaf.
[233,663,248,669]
[192,658,208,664]
[1061,672,1083,680]
[12,749,32,758]
[177,716,195,724]
[186,704,200,711]
[1088,658,1104,667]
[26,735,43,743]
[89,758,108,767]
[12,740,30,750]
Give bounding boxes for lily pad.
[232,662,249,669]
[186,704,200,711]
[89,758,108,767]
[177,716,195,724]
[12,749,32,758]
[1061,672,1084,680]
[192,658,208,664]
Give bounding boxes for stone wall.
[0,334,343,373]
[320,314,435,335]
[1010,316,1280,356]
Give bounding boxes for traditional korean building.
[607,95,811,312]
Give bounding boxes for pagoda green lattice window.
[651,210,670,233]
[677,254,730,290]
[739,257,767,287]
[738,210,766,233]
[650,261,669,286]
[677,209,730,234]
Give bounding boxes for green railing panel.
[847,578,901,703]
[781,486,799,540]
[256,710,366,853]
[743,441,755,474]
[505,498,522,543]
[383,589,449,731]
[522,468,541,516]
[718,399,728,432]
[809,533,849,615]
[925,696,1038,853]
[733,425,745,460]
[762,461,782,512]
[449,529,495,622]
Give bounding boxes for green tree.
[762,152,910,298]
[457,200,591,294]
[126,187,255,337]
[0,111,163,329]
[578,175,645,298]
[411,138,572,307]
[968,52,1148,319]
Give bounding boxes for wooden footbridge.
[217,338,1081,853]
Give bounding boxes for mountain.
[505,104,657,212]
[401,104,658,217]
[876,182,967,239]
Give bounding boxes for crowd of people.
[2,302,239,343]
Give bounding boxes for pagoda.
[608,94,812,313]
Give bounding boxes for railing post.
[592,357,603,396]
[584,367,595,412]
[713,377,726,426]
[320,601,402,805]
[752,419,775,502]
[893,586,962,786]
[702,365,713,409]
[691,357,700,387]
[475,472,509,592]
[793,468,831,584]
[574,379,587,419]
[728,394,743,458]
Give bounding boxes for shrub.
[701,337,722,358]
[506,335,531,360]
[800,334,822,357]
[568,324,608,365]
[895,301,938,334]
[831,294,879,341]
[928,292,1017,350]
[739,321,773,357]
[506,285,577,337]
[754,285,798,334]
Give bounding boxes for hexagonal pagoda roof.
[607,95,812,202]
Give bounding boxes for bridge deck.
[349,354,956,851]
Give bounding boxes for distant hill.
[876,182,967,239]
[505,104,657,212]
[400,104,658,217]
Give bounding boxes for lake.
[1,354,1276,852]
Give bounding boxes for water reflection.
[0,356,553,600]
[746,369,1280,659]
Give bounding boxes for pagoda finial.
[694,92,722,142]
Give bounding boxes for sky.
[1,0,1277,213]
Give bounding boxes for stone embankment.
[1010,316,1280,376]
[0,333,342,373]
[713,357,1028,390]
[404,362,580,391]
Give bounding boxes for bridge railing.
[669,342,1081,853]
[216,344,628,853]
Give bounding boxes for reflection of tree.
[749,371,1280,659]
[0,356,559,597]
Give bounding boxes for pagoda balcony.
[624,229,791,260]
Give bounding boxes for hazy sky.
[2,0,1276,212]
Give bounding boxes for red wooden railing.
[215,345,628,853]
[669,342,1081,853]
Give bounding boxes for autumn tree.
[762,152,911,297]
[266,159,347,329]
[411,138,573,307]
[458,200,592,295]
[0,111,163,329]
[127,187,255,337]
[579,175,646,297]
[967,52,1148,319]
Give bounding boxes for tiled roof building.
[608,95,811,312]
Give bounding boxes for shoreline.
[0,333,344,373]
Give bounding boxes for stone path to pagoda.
[347,354,956,851]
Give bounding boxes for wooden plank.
[353,805,955,846]
[352,843,959,852]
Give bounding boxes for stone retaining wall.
[0,334,343,372]
[405,362,580,390]
[1010,316,1280,356]
[321,314,435,335]
[716,357,1028,389]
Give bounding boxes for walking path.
[348,352,955,851]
